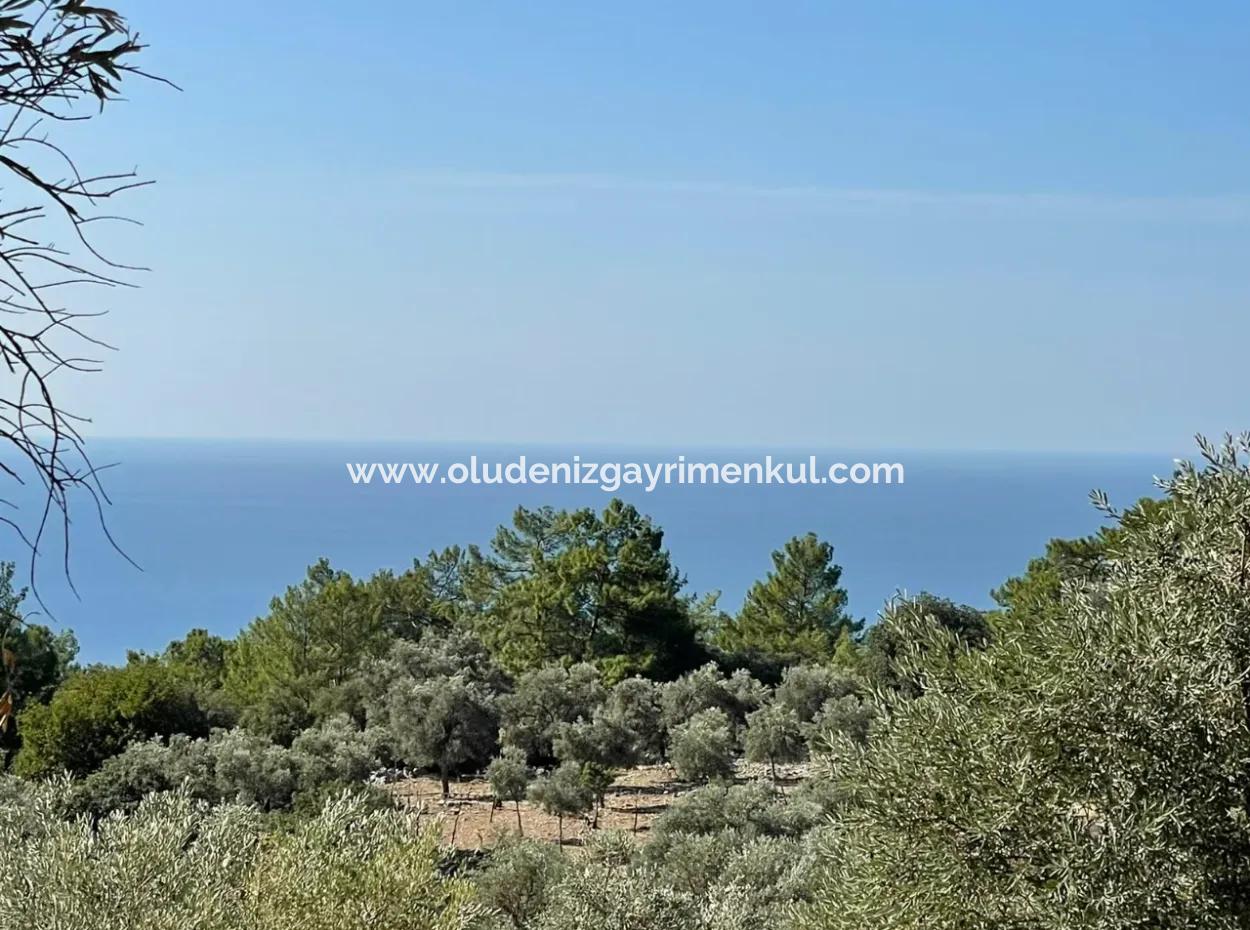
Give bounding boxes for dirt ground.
[388,761,808,850]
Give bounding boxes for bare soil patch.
[388,761,808,850]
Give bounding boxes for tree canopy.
[716,534,858,665]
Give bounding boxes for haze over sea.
[15,440,1179,664]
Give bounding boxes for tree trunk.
[516,799,524,836]
[557,814,563,846]
[440,768,450,800]
[770,757,778,783]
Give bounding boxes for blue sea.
[9,440,1178,664]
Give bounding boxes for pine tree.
[717,534,858,664]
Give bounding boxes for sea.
[7,440,1179,664]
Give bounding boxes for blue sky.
[63,1,1250,452]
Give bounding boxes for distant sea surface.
[11,440,1178,663]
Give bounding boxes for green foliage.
[859,592,990,697]
[773,664,861,724]
[669,708,735,783]
[385,673,498,797]
[0,562,78,763]
[535,861,701,930]
[716,534,857,664]
[473,836,568,928]
[488,746,532,835]
[470,501,703,677]
[598,675,664,763]
[223,560,395,741]
[803,437,1250,928]
[288,713,380,792]
[659,663,766,735]
[743,702,804,778]
[499,663,604,763]
[71,720,382,817]
[0,785,484,930]
[205,727,298,811]
[527,762,592,843]
[805,693,876,751]
[13,660,207,778]
[73,733,216,815]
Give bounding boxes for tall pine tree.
[717,533,858,664]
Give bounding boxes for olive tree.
[528,762,592,846]
[386,674,498,799]
[743,703,804,781]
[805,435,1250,929]
[669,708,735,784]
[488,746,532,835]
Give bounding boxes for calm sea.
[9,440,1177,663]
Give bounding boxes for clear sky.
[63,1,1250,452]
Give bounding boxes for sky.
[57,1,1250,453]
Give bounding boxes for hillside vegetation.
[5,436,1250,928]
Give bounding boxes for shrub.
[659,664,765,736]
[206,727,297,811]
[248,791,486,929]
[473,836,568,929]
[0,785,486,930]
[289,713,380,791]
[773,665,860,723]
[1,787,264,930]
[804,440,1250,928]
[73,734,215,815]
[805,693,876,751]
[668,708,735,783]
[598,676,664,763]
[535,862,700,930]
[13,661,208,778]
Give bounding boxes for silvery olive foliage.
[0,784,485,930]
[743,701,805,777]
[802,435,1250,929]
[669,708,736,783]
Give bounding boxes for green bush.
[668,708,735,783]
[473,836,568,929]
[535,861,700,930]
[0,785,485,930]
[802,439,1250,928]
[13,661,208,778]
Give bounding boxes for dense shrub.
[288,713,380,791]
[73,734,215,814]
[668,708,735,783]
[803,440,1250,928]
[805,693,876,751]
[13,661,208,778]
[659,664,766,735]
[773,665,861,723]
[598,676,664,763]
[535,861,700,930]
[206,727,298,811]
[0,786,484,930]
[472,836,568,928]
